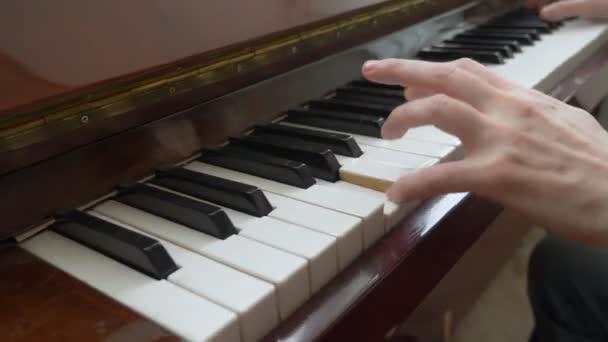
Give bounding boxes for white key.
[90,211,278,342]
[145,183,338,292]
[22,231,241,342]
[334,144,432,227]
[186,162,385,248]
[94,200,309,320]
[339,158,415,192]
[487,19,608,91]
[336,144,438,169]
[318,179,420,230]
[337,145,439,193]
[280,122,459,160]
[215,207,337,294]
[264,192,363,270]
[354,134,459,160]
[153,178,362,272]
[404,126,461,146]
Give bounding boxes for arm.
[362,58,608,247]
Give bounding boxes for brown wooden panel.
[0,0,473,177]
[0,244,176,342]
[0,0,472,114]
[262,193,503,341]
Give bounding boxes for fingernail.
[363,60,379,71]
[540,7,558,20]
[386,187,403,203]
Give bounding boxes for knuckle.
[505,127,530,148]
[453,57,480,70]
[514,98,541,120]
[484,155,515,190]
[429,94,451,108]
[484,129,526,182]
[432,63,460,83]
[425,94,451,117]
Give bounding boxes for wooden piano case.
[2,1,608,341]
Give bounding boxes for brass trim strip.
[0,0,435,152]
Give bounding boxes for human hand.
[362,58,608,247]
[526,0,608,21]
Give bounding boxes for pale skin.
[361,58,608,248]
[526,0,608,21]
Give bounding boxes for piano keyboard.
[21,9,608,342]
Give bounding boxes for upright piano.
[2,1,608,341]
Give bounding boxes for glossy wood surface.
[0,244,176,342]
[0,0,473,178]
[0,0,415,113]
[263,193,502,341]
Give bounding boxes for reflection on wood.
[0,244,176,342]
[0,53,66,112]
[0,0,399,113]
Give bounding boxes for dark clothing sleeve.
[528,235,608,341]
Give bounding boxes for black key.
[332,92,402,107]
[114,183,237,240]
[418,48,504,64]
[479,23,551,34]
[253,123,363,157]
[466,28,540,41]
[444,38,522,52]
[199,145,316,189]
[153,166,273,217]
[334,86,404,105]
[338,85,404,99]
[283,108,384,138]
[492,15,561,30]
[52,209,178,280]
[228,135,341,182]
[496,13,561,29]
[308,99,393,117]
[434,43,513,58]
[347,79,403,91]
[456,32,534,45]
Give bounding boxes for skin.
[526,0,608,21]
[361,58,608,248]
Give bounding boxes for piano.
[2,1,608,341]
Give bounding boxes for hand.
[526,0,608,21]
[362,58,608,247]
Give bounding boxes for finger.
[403,58,518,99]
[449,57,518,91]
[525,0,549,10]
[362,58,499,110]
[402,59,518,93]
[541,0,596,20]
[382,94,484,143]
[386,161,479,203]
[404,87,435,101]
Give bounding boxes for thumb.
[541,0,596,21]
[386,161,478,203]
